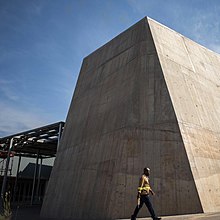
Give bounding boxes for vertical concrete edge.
[146,17,204,213]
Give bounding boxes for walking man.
[131,167,161,220]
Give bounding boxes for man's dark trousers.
[131,195,157,219]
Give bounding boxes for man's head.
[144,167,150,176]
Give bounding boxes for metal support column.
[57,122,62,151]
[31,151,39,205]
[12,155,22,204]
[0,137,14,213]
[36,157,42,203]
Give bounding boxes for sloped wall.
[149,18,220,213]
[41,18,203,219]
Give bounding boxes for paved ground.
[10,205,220,220]
[11,205,45,220]
[119,212,220,220]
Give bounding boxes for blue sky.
[0,0,220,137]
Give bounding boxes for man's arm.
[137,175,144,207]
[137,175,145,197]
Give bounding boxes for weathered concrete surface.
[41,17,220,219]
[148,18,220,213]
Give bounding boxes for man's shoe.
[131,215,136,220]
[153,217,161,220]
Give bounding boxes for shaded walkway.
[9,205,220,220]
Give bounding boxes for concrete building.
[41,17,220,219]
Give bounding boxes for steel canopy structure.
[0,121,65,158]
[0,121,65,209]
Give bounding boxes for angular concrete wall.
[148,18,220,213]
[41,17,220,219]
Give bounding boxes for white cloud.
[190,10,220,54]
[0,102,48,137]
[0,79,20,101]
